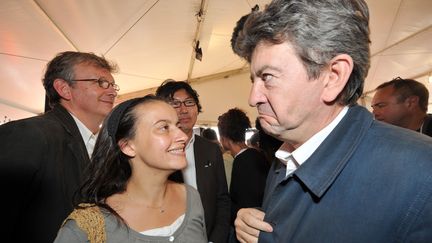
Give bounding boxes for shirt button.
[169,236,175,242]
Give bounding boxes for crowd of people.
[1,0,432,242]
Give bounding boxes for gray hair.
[234,0,371,105]
[43,51,118,107]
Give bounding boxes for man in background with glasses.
[156,80,230,243]
[0,51,118,243]
[371,77,432,137]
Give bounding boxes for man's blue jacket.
[260,105,432,243]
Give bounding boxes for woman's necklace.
[126,185,168,213]
[144,185,168,213]
[145,201,165,213]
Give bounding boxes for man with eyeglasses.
[371,77,432,136]
[0,51,118,243]
[156,80,230,243]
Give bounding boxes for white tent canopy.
[1,0,432,126]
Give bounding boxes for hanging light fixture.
[195,41,203,61]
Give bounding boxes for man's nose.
[107,87,117,97]
[179,104,188,113]
[249,81,264,107]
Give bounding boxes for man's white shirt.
[276,106,349,177]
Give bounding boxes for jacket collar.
[288,105,373,198]
[47,104,91,163]
[48,104,81,136]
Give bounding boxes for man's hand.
[234,208,273,243]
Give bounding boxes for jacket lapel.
[50,105,91,169]
[194,135,205,191]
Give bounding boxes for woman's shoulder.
[55,204,105,243]
[168,182,202,212]
[169,181,200,197]
[169,181,187,197]
[180,185,207,242]
[181,183,200,198]
[54,219,89,242]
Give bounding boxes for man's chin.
[260,122,282,137]
[264,129,281,138]
[179,124,193,134]
[259,116,278,127]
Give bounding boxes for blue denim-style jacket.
[259,105,432,243]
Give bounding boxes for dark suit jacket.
[0,104,90,243]
[170,135,230,243]
[229,148,269,225]
[421,114,432,137]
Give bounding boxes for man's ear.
[119,139,135,157]
[405,95,419,109]
[321,54,354,103]
[53,78,72,101]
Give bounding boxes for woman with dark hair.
[55,95,207,243]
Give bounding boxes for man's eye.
[373,103,387,109]
[97,79,109,87]
[170,101,181,108]
[185,100,196,106]
[262,73,273,82]
[159,125,169,131]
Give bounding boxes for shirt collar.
[70,113,97,156]
[234,148,248,158]
[276,106,349,176]
[186,134,196,149]
[70,113,94,142]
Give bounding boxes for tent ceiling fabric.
[1,0,432,125]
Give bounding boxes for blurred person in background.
[202,127,235,188]
[218,108,269,243]
[371,77,432,136]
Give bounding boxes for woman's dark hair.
[74,95,166,217]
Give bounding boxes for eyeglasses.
[72,78,120,91]
[169,99,196,108]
